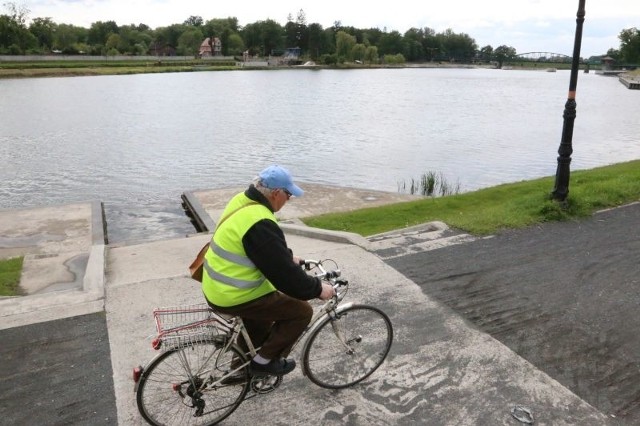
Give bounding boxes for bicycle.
[133,259,393,426]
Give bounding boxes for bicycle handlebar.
[299,259,348,304]
[299,259,341,280]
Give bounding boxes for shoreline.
[0,58,601,80]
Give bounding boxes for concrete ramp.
[106,233,610,425]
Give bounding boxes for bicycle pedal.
[250,374,282,394]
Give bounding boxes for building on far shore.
[199,38,222,57]
[596,56,627,76]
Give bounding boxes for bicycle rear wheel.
[136,339,249,426]
[302,304,393,389]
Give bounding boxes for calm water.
[1,68,638,243]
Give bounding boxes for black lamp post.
[551,0,586,202]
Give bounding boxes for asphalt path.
[386,202,640,424]
[0,312,117,425]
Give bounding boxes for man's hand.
[318,283,336,300]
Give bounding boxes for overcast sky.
[18,0,640,57]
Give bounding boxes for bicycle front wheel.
[302,304,393,389]
[136,340,249,426]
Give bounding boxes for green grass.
[303,160,640,236]
[0,59,237,78]
[0,59,237,69]
[0,257,24,296]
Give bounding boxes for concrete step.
[367,221,477,260]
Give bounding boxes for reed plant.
[398,171,460,196]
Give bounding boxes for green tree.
[225,32,244,56]
[335,30,356,62]
[241,19,284,56]
[364,45,378,64]
[184,15,203,27]
[116,24,152,55]
[204,17,239,35]
[421,27,440,61]
[436,28,477,61]
[307,22,328,59]
[479,45,494,62]
[28,17,55,51]
[618,27,640,63]
[154,24,186,54]
[383,53,405,64]
[362,28,384,48]
[284,9,308,51]
[52,23,84,53]
[0,1,36,53]
[105,33,120,53]
[88,20,118,46]
[177,26,203,56]
[322,26,337,55]
[87,20,118,53]
[320,53,337,65]
[261,19,284,56]
[494,45,517,68]
[377,30,403,56]
[403,28,425,62]
[240,21,261,55]
[0,14,20,52]
[351,43,366,62]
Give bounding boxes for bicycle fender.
[300,302,356,376]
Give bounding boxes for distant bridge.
[516,52,572,62]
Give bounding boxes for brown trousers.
[209,291,313,360]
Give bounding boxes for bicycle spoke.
[303,305,393,389]
[136,341,249,425]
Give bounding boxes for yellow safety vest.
[202,193,277,307]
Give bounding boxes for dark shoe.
[250,358,296,376]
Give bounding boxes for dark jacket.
[241,185,322,300]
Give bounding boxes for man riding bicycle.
[202,165,335,376]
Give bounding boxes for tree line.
[1,3,638,65]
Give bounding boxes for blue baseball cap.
[259,165,304,197]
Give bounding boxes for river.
[1,68,638,243]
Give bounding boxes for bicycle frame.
[212,297,355,380]
[209,259,352,379]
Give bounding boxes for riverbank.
[0,55,598,79]
[0,57,237,78]
[305,159,640,236]
[0,60,486,79]
[2,160,639,298]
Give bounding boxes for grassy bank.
[0,59,236,78]
[0,257,24,296]
[303,160,640,236]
